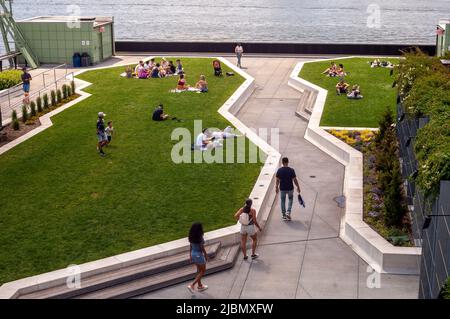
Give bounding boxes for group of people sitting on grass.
[127,58,184,79]
[336,80,363,99]
[322,62,347,77]
[369,59,394,68]
[172,74,209,93]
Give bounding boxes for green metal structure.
[0,0,39,68]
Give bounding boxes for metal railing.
[0,64,73,120]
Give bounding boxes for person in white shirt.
[196,128,213,151]
[235,44,244,68]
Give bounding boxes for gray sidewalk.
[136,56,419,299]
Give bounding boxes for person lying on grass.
[195,75,208,93]
[336,79,350,95]
[210,126,242,140]
[347,85,363,99]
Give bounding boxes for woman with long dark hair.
[234,199,262,260]
[187,222,209,293]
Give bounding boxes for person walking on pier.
[187,222,209,293]
[235,199,262,260]
[235,43,244,68]
[275,157,301,221]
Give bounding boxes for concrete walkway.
[137,56,419,299]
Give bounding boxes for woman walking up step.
[187,222,209,293]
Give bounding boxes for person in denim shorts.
[96,112,108,157]
[187,222,209,293]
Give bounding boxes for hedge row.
[0,70,23,91]
[398,49,450,197]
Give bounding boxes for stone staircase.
[19,242,239,299]
[295,89,317,121]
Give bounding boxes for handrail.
[0,64,69,112]
[11,72,75,117]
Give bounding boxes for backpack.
[239,211,250,226]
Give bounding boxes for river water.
[6,0,450,45]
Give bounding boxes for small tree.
[56,89,62,104]
[30,101,37,117]
[43,93,49,109]
[51,90,57,107]
[71,80,76,94]
[36,96,43,113]
[62,84,68,100]
[383,161,406,227]
[12,110,19,130]
[21,105,28,123]
[67,86,72,97]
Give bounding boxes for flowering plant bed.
[328,128,413,247]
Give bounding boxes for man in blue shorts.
[21,67,32,93]
[96,112,108,157]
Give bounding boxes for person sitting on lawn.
[195,75,208,93]
[137,61,148,79]
[144,60,152,73]
[347,85,363,99]
[370,59,381,68]
[336,79,350,95]
[213,59,223,76]
[176,74,189,90]
[322,62,338,76]
[150,64,161,78]
[176,59,184,75]
[152,104,170,121]
[336,64,346,77]
[125,65,133,78]
[168,60,176,75]
[196,128,214,151]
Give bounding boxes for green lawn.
[0,58,262,284]
[299,57,399,128]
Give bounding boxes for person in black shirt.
[152,104,170,121]
[96,112,108,157]
[275,157,301,221]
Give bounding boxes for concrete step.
[295,110,311,122]
[76,244,240,299]
[19,242,222,299]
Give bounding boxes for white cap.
[98,112,106,118]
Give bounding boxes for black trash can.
[81,52,91,67]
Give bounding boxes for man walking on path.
[235,43,244,68]
[21,67,32,94]
[275,157,301,221]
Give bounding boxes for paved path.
[137,56,419,299]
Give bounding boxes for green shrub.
[36,97,43,113]
[30,101,37,117]
[62,84,68,100]
[0,69,22,90]
[440,277,450,299]
[56,89,62,104]
[383,160,406,227]
[71,80,76,94]
[43,93,49,109]
[11,109,19,130]
[50,90,57,107]
[21,105,28,123]
[67,86,72,97]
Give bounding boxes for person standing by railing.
[21,67,32,95]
